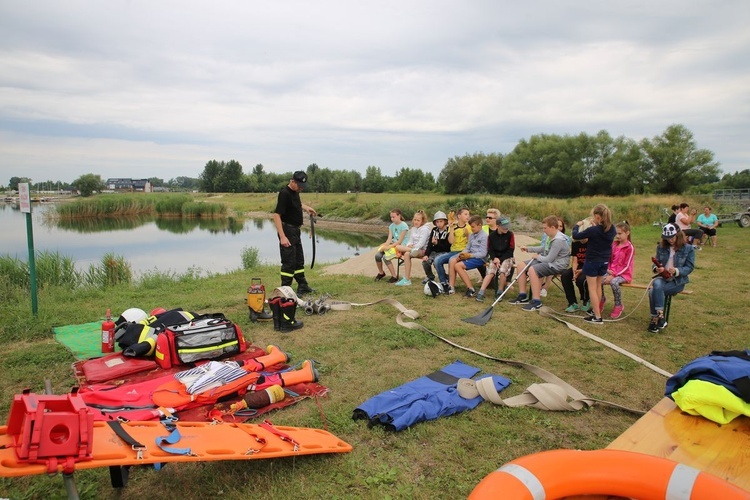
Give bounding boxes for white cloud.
[1,0,748,184]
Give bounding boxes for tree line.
[6,124,749,197]
[200,124,746,196]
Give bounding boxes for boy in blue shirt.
[447,215,488,297]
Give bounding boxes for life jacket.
[353,360,511,432]
[78,348,293,420]
[672,379,750,424]
[151,359,317,410]
[665,349,750,403]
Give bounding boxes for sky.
[1,1,749,185]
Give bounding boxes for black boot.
[268,297,282,331]
[297,283,316,296]
[279,298,304,333]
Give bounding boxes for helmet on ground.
[150,307,167,316]
[115,307,147,329]
[423,280,443,298]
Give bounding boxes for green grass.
[0,198,747,499]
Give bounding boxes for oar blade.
[461,306,494,326]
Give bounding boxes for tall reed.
[54,194,226,219]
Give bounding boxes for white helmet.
[423,280,443,298]
[115,307,147,329]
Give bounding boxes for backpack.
[155,313,247,369]
[116,308,196,357]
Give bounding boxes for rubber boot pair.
[270,297,303,332]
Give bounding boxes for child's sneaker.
[447,286,455,295]
[388,276,398,283]
[395,277,412,286]
[475,292,485,303]
[522,299,542,311]
[647,316,660,333]
[580,301,591,312]
[583,316,603,324]
[509,294,529,305]
[374,272,386,281]
[540,288,548,298]
[421,277,431,284]
[610,305,623,319]
[656,315,667,330]
[464,288,476,298]
[565,303,580,313]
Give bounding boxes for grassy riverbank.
[0,198,747,499]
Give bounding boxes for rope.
[324,297,645,415]
[537,305,672,378]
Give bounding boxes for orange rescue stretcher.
[0,390,352,484]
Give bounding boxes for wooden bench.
[606,397,750,491]
[621,282,693,323]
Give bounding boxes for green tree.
[466,154,502,194]
[199,160,223,192]
[215,160,244,192]
[502,136,563,196]
[391,167,437,192]
[362,166,386,193]
[8,176,31,191]
[591,135,645,195]
[148,177,165,188]
[309,167,332,193]
[168,176,200,190]
[438,155,476,194]
[640,124,721,194]
[72,174,104,197]
[720,169,750,189]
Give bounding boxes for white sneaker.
[540,288,548,298]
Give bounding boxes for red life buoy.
[469,449,749,499]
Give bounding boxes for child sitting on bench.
[647,223,695,333]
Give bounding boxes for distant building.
[106,178,153,192]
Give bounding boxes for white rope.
[537,306,672,378]
[323,296,645,415]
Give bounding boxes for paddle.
[462,260,534,326]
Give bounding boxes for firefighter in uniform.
[273,171,317,295]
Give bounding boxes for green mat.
[53,321,119,360]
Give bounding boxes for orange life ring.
[469,449,749,499]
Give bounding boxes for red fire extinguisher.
[102,308,115,353]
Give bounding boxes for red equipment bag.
[155,313,247,369]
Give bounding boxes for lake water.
[0,203,382,277]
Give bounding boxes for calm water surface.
[0,203,381,276]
